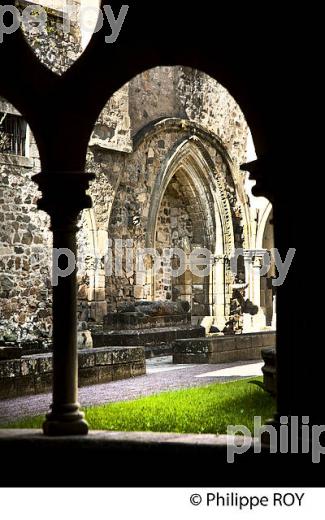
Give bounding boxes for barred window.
[0,112,27,156]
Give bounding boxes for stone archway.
[145,136,234,329]
[153,167,212,322]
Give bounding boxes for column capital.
[32,171,95,228]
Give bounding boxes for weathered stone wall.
[0,129,52,344]
[99,66,249,319]
[129,66,248,167]
[104,117,244,322]
[1,61,256,339]
[173,331,276,364]
[89,84,132,153]
[0,1,86,343]
[155,178,193,302]
[0,346,146,399]
[16,0,82,75]
[93,323,205,359]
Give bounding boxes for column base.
[43,404,89,436]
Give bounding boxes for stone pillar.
[242,250,267,332]
[212,255,227,331]
[242,251,254,332]
[241,154,313,439]
[33,171,94,436]
[271,293,277,329]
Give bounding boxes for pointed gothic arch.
[144,134,235,328]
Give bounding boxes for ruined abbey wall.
[0,2,271,342]
[1,1,82,342]
[76,67,251,328]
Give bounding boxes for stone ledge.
[173,331,276,364]
[93,325,205,358]
[0,347,22,360]
[0,347,146,399]
[0,153,34,168]
[0,429,255,447]
[0,429,318,487]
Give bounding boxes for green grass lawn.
[2,377,275,434]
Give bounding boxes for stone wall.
[93,323,205,358]
[0,346,146,399]
[129,67,248,168]
[172,331,276,364]
[0,0,83,342]
[89,84,132,153]
[1,61,258,340]
[0,128,52,344]
[155,177,193,302]
[16,0,82,75]
[104,117,244,320]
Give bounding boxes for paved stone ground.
[0,357,262,424]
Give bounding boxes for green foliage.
[2,378,275,434]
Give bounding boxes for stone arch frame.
[134,118,237,328]
[147,139,218,317]
[133,118,236,257]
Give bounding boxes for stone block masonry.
[0,346,146,399]
[172,331,276,364]
[1,58,271,343]
[92,324,205,358]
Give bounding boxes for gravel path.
[0,358,260,424]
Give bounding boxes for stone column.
[242,249,268,332]
[271,293,277,329]
[242,251,254,331]
[252,251,268,330]
[33,171,94,436]
[241,154,312,440]
[212,255,227,331]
